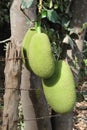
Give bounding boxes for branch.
[20,5,35,24]
[0,38,11,44]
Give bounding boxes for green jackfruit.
[42,60,76,114]
[28,33,55,78]
[22,28,36,70]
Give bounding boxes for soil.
[0,57,87,130]
[73,81,87,130]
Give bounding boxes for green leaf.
[41,10,47,18]
[47,9,60,23]
[82,22,87,30]
[84,59,87,66]
[62,17,70,29]
[21,0,34,9]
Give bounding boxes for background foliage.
[0,0,11,40]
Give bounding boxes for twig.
[20,5,35,24]
[0,38,11,44]
[39,0,43,13]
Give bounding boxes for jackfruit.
[42,60,76,114]
[22,28,36,69]
[28,33,55,78]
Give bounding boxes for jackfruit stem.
[35,21,41,33]
[37,26,41,33]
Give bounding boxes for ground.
[73,81,87,130]
[0,57,87,130]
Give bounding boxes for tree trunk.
[51,0,87,130]
[2,0,36,130]
[21,66,38,130]
[2,41,21,130]
[29,72,52,130]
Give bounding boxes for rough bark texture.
[70,0,87,27]
[67,0,87,82]
[67,27,86,82]
[51,1,87,130]
[21,67,52,130]
[2,0,36,130]
[2,0,23,129]
[29,72,52,130]
[3,42,21,130]
[51,112,73,130]
[21,66,38,130]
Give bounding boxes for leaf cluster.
[36,0,74,59]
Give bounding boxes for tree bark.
[2,0,36,130]
[21,66,38,130]
[51,112,73,130]
[3,42,21,130]
[29,72,52,130]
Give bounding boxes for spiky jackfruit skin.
[28,33,55,78]
[22,28,36,70]
[42,60,76,114]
